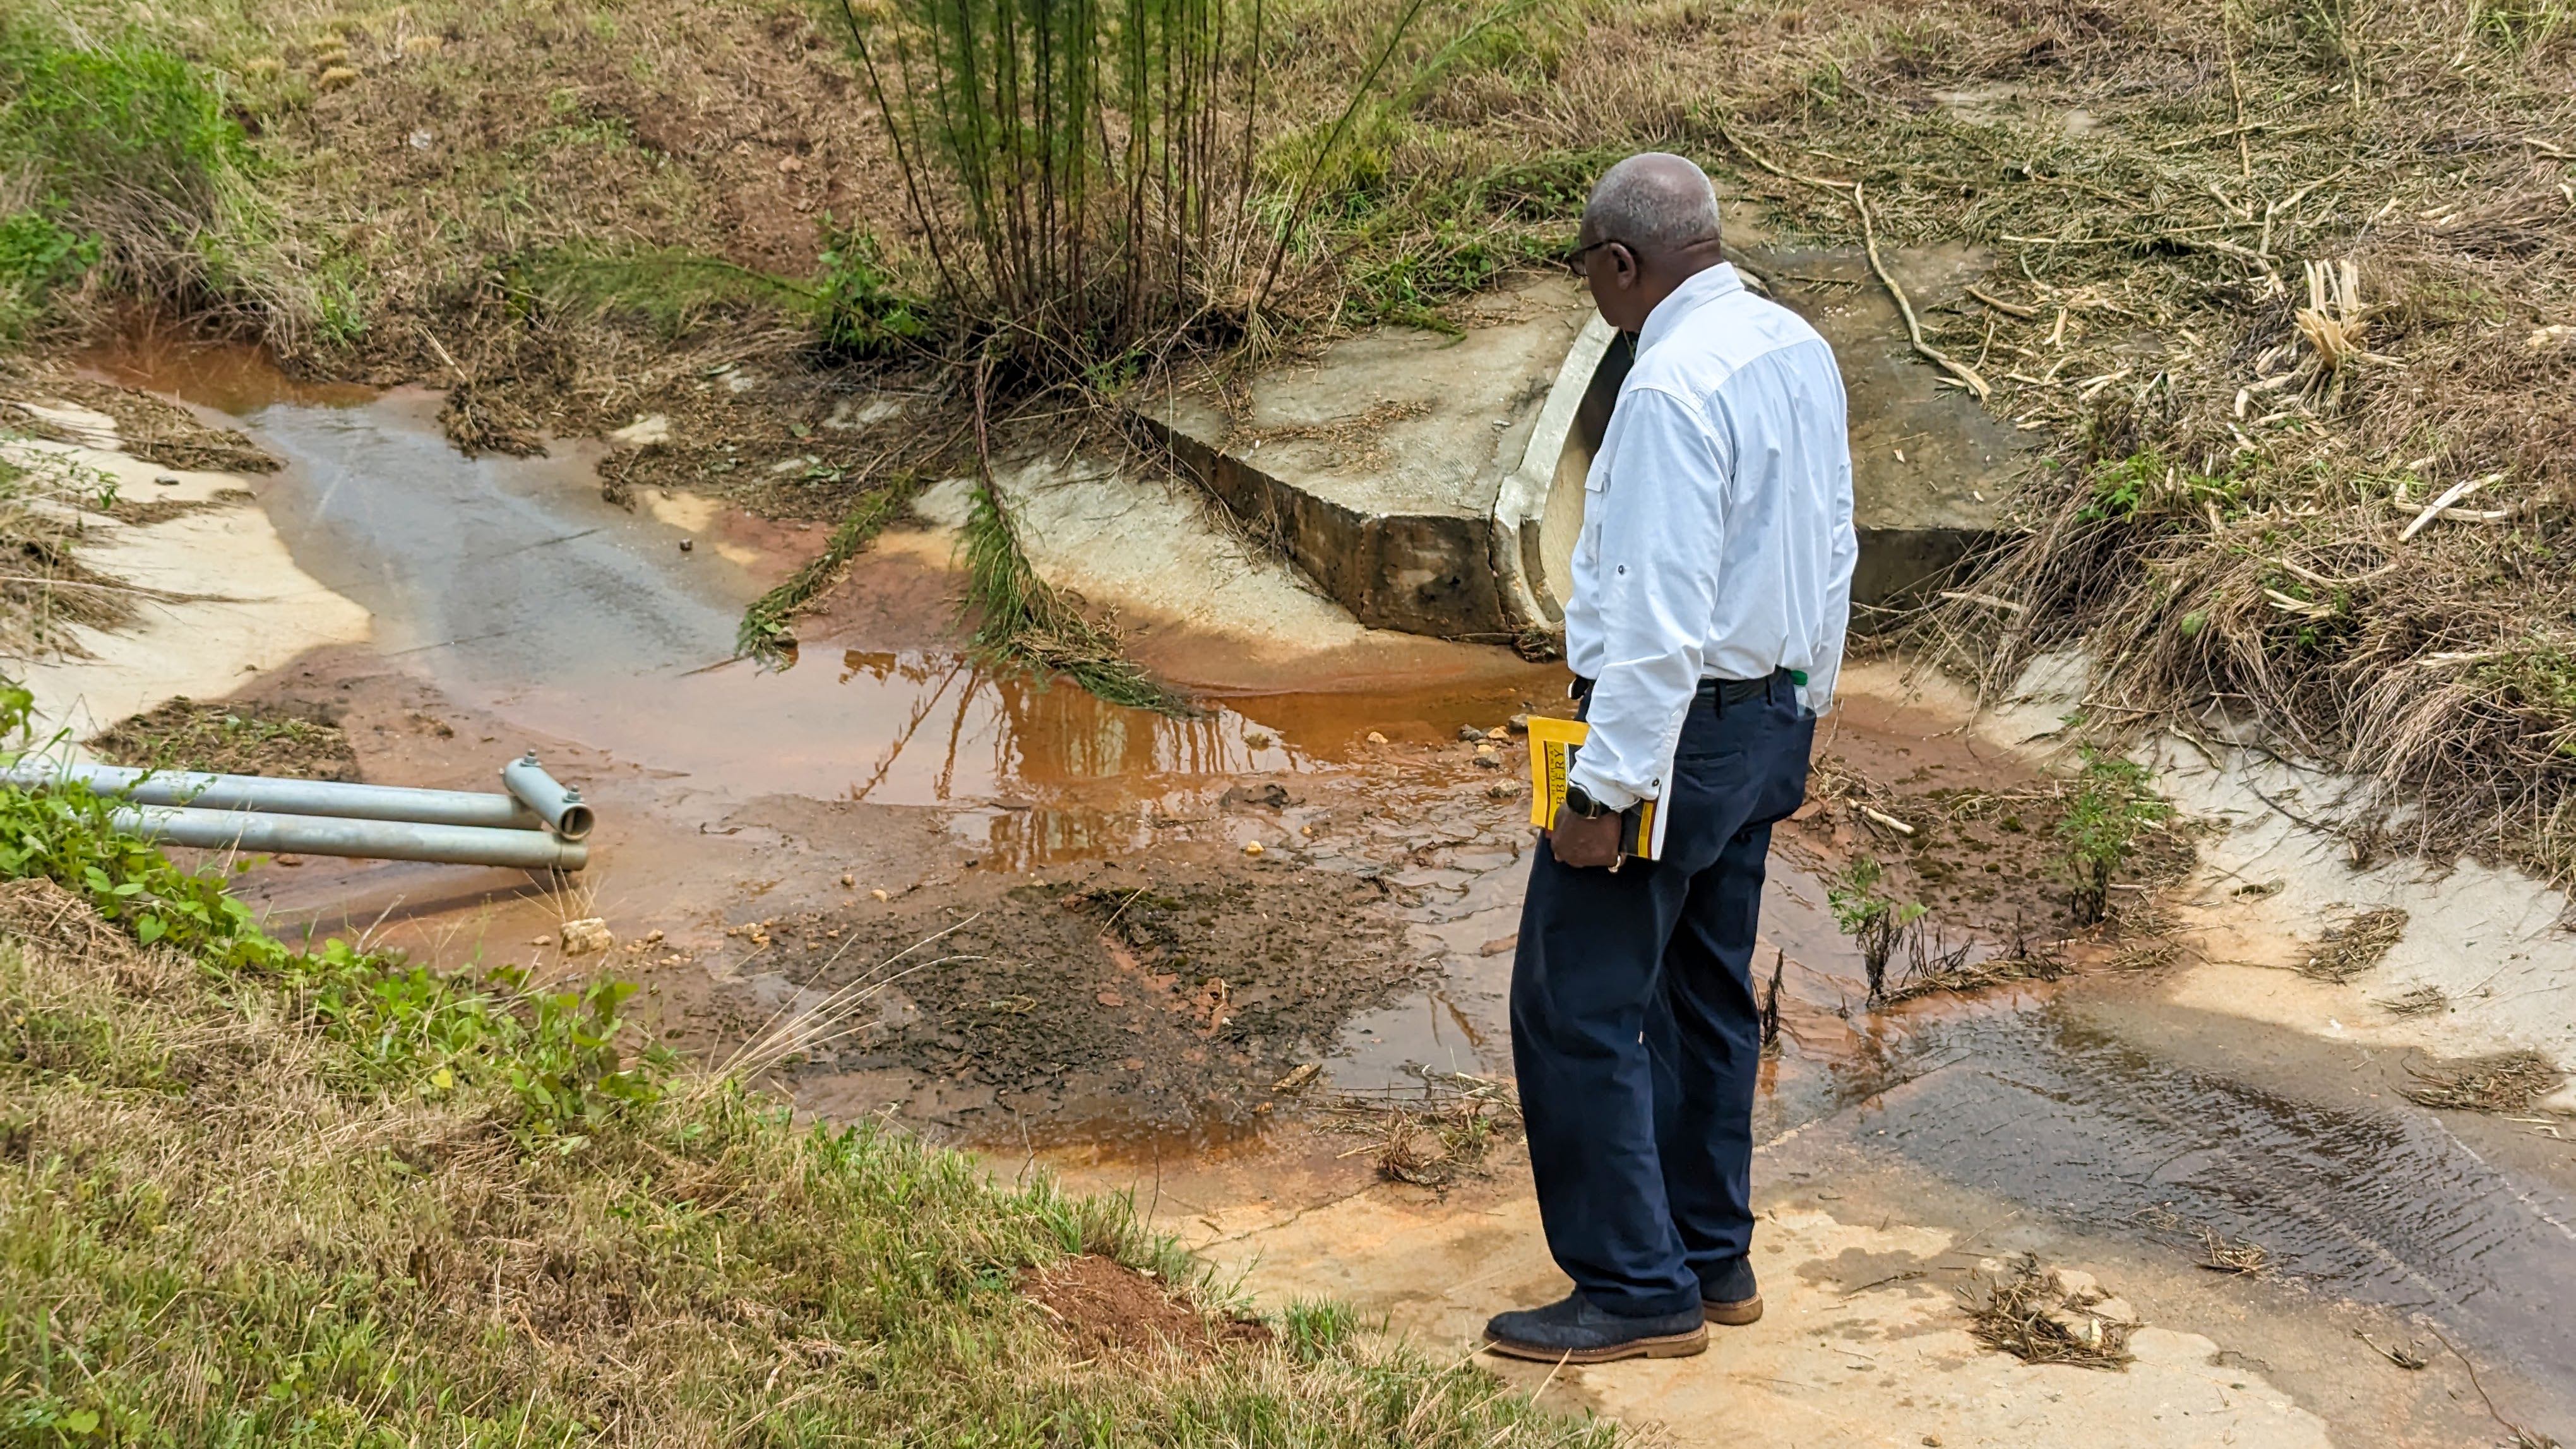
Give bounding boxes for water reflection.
[835,649,1294,799]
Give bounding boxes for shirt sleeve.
[1566,385,1732,811]
[1804,443,1859,713]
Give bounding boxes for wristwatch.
[1561,784,1614,820]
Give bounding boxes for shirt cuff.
[1566,760,1645,812]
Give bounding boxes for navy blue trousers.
[1510,674,1815,1317]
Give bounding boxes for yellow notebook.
[1525,715,1664,862]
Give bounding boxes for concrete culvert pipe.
[501,751,593,840]
[112,805,589,871]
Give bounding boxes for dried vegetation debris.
[2299,905,2409,981]
[1325,1071,1523,1187]
[1960,1256,2139,1370]
[0,437,139,658]
[88,696,360,780]
[27,379,278,474]
[1895,1,2576,883]
[763,859,1421,1132]
[2401,1049,2565,1114]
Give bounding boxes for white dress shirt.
[1563,262,1857,811]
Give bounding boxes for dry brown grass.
[2299,904,2409,981]
[2402,1049,2565,1112]
[1961,1255,2138,1369]
[0,413,141,660]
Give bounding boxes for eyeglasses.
[1564,238,1623,275]
[1563,234,1724,275]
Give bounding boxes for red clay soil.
[1020,1255,1269,1359]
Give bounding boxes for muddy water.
[134,368,1550,829]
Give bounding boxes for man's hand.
[1548,807,1625,869]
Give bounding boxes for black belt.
[1570,667,1792,707]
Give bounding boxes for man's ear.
[1608,242,1641,289]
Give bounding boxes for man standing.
[1484,153,1856,1364]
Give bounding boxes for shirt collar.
[1633,262,1744,356]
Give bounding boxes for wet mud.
[759,857,1417,1140]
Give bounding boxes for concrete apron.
[1131,216,2024,644]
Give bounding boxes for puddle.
[88,345,1553,826]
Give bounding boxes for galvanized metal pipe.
[4,760,542,830]
[500,753,593,840]
[112,804,588,871]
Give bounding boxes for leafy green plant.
[816,229,929,357]
[0,212,97,340]
[1827,856,1924,1001]
[2056,749,2173,926]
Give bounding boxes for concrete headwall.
[1138,235,2029,645]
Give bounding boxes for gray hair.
[1582,153,1722,253]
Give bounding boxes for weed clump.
[2056,750,2173,926]
[1829,856,1924,1001]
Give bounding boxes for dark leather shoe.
[1482,1291,1707,1363]
[1700,1256,1763,1325]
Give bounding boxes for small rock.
[871,888,889,901]
[608,413,672,448]
[560,917,614,956]
[273,853,303,866]
[1486,725,1508,740]
[1243,840,1263,856]
[2531,323,2575,350]
[642,928,665,945]
[1244,730,1273,749]
[840,873,856,887]
[153,474,181,487]
[1366,730,1388,744]
[1485,782,1518,800]
[677,538,693,553]
[530,936,551,948]
[407,128,434,150]
[1507,713,1530,734]
[777,155,804,174]
[1457,725,1485,742]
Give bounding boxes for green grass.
[0,15,293,341]
[961,475,1196,716]
[737,475,925,662]
[0,779,1609,1446]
